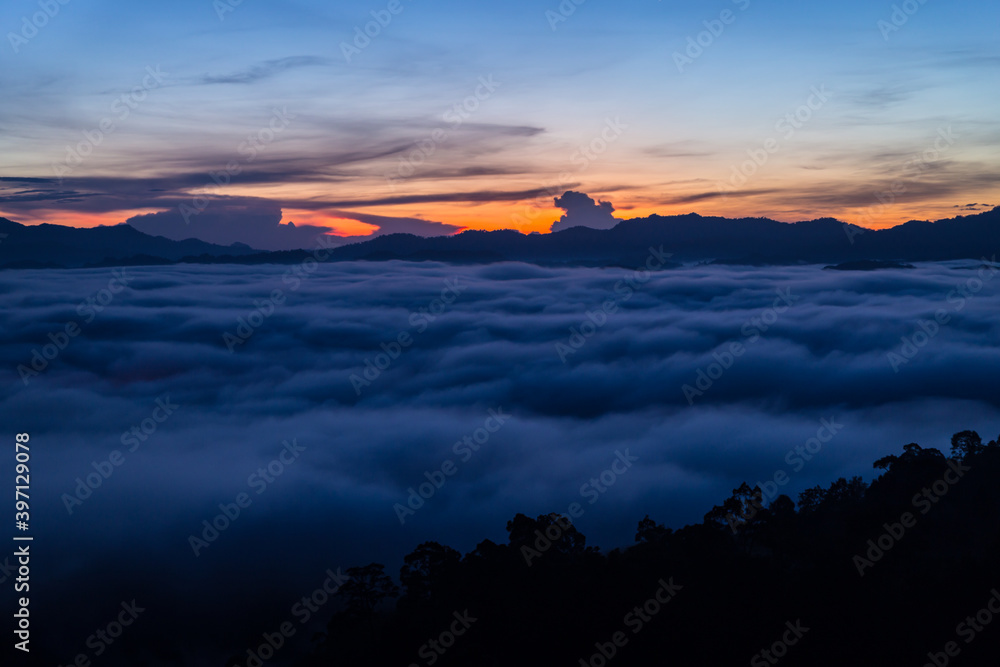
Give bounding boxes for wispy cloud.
[196,56,332,85]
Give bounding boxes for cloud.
[844,83,918,110]
[126,198,329,251]
[327,210,462,238]
[666,188,782,205]
[125,201,463,250]
[313,187,565,209]
[667,157,1000,213]
[2,260,1000,662]
[642,141,715,159]
[549,191,620,232]
[0,175,563,220]
[196,56,331,85]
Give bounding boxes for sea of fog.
[2,260,999,665]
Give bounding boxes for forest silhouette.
[242,431,1000,666]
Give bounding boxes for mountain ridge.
[0,218,258,268]
[1,207,997,269]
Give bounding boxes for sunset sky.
[1,0,997,248]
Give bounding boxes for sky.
[1,0,998,248]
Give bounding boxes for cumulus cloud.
[550,190,620,232]
[126,199,330,251]
[328,210,462,239]
[2,261,999,663]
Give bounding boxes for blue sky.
[1,0,997,246]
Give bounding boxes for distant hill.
[314,207,1000,266]
[0,218,257,269]
[2,207,998,269]
[320,208,1000,266]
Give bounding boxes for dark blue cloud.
[2,260,999,664]
[550,190,619,232]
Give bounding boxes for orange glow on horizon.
[1,199,982,239]
[0,208,164,229]
[281,209,379,237]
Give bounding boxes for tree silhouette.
[505,512,593,562]
[399,541,461,607]
[768,493,795,518]
[289,430,1000,667]
[797,484,826,511]
[338,563,399,616]
[874,442,944,472]
[635,514,671,544]
[704,482,765,530]
[950,430,983,459]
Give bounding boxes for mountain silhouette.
[3,206,998,269]
[0,217,257,269]
[319,207,999,266]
